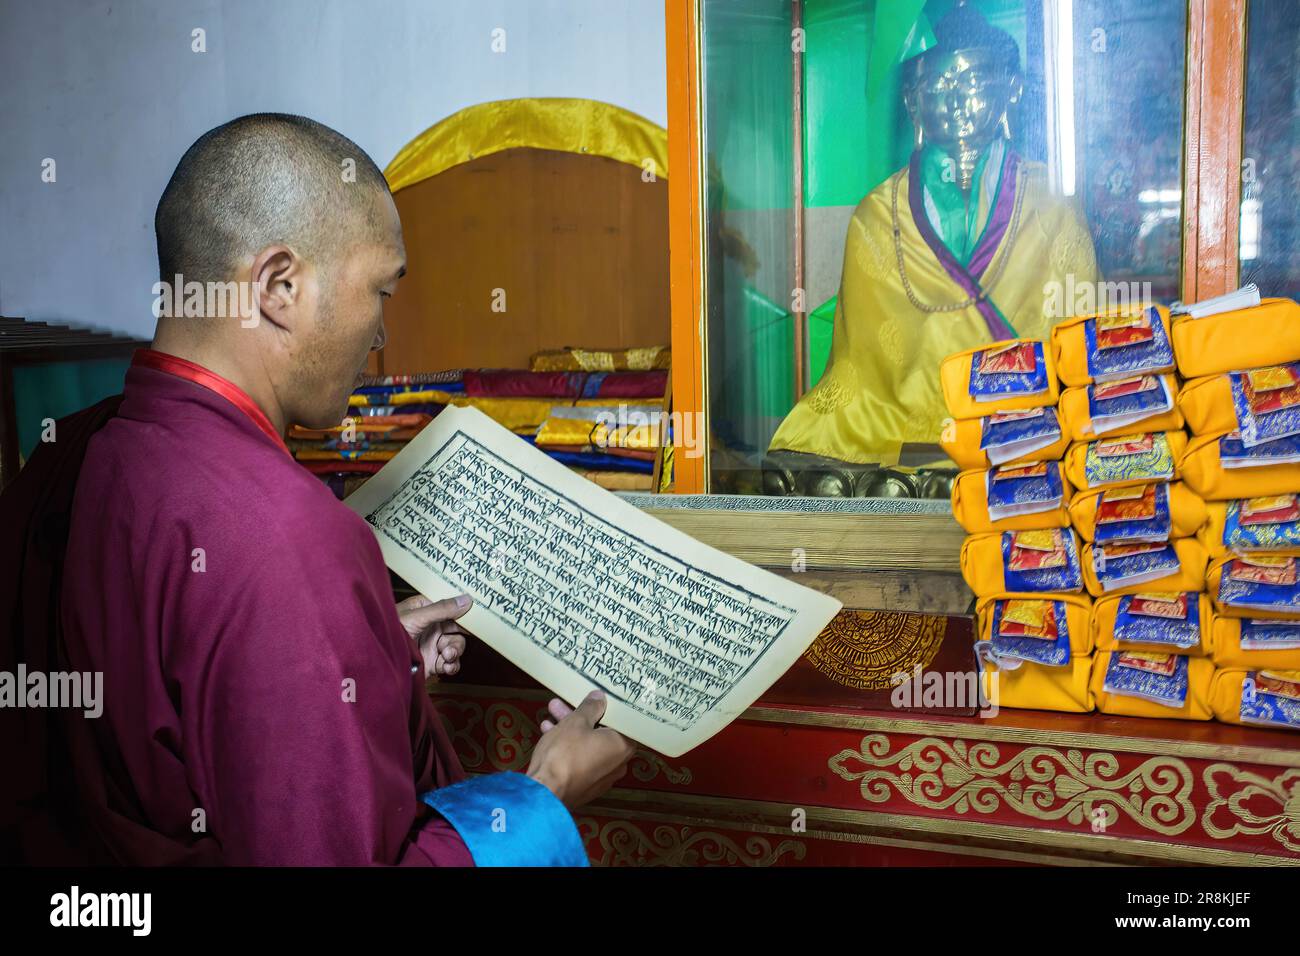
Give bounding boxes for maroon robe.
[54,357,475,865]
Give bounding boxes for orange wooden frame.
[666,0,707,494]
[665,0,1251,495]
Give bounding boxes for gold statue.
[765,4,1099,496]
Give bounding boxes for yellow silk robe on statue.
[769,156,1100,466]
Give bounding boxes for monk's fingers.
[547,697,574,722]
[540,718,556,733]
[435,657,460,676]
[436,632,466,660]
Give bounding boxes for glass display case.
[667,0,1257,497]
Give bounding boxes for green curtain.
[12,358,130,463]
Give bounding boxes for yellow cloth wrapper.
[976,592,1094,657]
[1176,374,1235,435]
[939,416,1070,470]
[940,340,1060,421]
[1170,298,1300,378]
[1064,430,1187,491]
[1210,614,1300,670]
[960,529,1084,597]
[1206,556,1300,619]
[1092,593,1213,656]
[1208,668,1300,730]
[1199,500,1300,559]
[1057,375,1183,441]
[1090,651,1214,720]
[1179,431,1300,501]
[951,464,1072,534]
[1080,537,1207,597]
[980,655,1095,713]
[1068,481,1206,543]
[1050,305,1173,387]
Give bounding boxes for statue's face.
[906,50,1020,155]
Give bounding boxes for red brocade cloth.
[462,369,668,400]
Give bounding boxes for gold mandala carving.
[804,611,947,691]
[576,819,806,867]
[1202,764,1300,854]
[829,735,1196,835]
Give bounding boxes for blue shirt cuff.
[420,772,588,867]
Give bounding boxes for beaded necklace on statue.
[890,162,1025,315]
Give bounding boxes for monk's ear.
[249,245,300,334]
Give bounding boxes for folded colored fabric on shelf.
[463,369,669,400]
[529,345,670,372]
[357,370,463,387]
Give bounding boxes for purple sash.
[907,147,1019,341]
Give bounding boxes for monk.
[0,114,634,865]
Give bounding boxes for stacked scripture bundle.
[1169,294,1300,732]
[1051,305,1216,720]
[942,340,1096,712]
[294,348,671,498]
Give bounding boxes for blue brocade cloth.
[422,771,589,867]
[1083,306,1174,381]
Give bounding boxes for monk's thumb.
[408,593,472,625]
[574,690,607,727]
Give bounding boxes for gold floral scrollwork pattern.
[435,698,485,770]
[804,611,947,691]
[1202,764,1300,855]
[629,752,694,786]
[485,702,541,771]
[829,735,1195,835]
[576,819,806,867]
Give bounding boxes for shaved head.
[151,113,407,432]
[155,112,389,284]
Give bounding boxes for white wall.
[0,0,668,339]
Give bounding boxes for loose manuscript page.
[345,406,842,756]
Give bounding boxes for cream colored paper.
[345,405,842,756]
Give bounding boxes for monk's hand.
[397,593,471,679]
[527,690,637,809]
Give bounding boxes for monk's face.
[294,191,405,428]
[906,50,1019,155]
